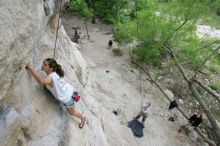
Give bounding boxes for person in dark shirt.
[108,40,113,47]
[167,100,178,122]
[188,113,202,127]
[71,29,80,43]
[178,113,202,133]
[168,100,178,110]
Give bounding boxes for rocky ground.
[62,15,199,146]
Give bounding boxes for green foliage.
[132,43,162,65]
[215,53,220,63]
[208,0,220,15]
[66,0,94,20]
[217,7,220,16]
[204,94,220,120]
[94,0,115,23]
[94,0,130,23]
[202,13,220,29]
[163,0,208,19]
[209,81,220,92]
[209,64,220,73]
[114,21,136,43]
[178,39,214,68]
[199,0,220,28]
[67,0,220,75]
[209,56,220,73]
[114,0,219,69]
[212,109,220,121]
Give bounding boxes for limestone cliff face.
[0,1,202,146]
[0,0,101,146]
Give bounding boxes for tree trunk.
[189,83,220,146]
[162,44,220,145]
[191,46,220,81]
[194,79,220,103]
[195,128,217,146]
[130,57,218,146]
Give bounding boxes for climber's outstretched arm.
[26,63,52,85]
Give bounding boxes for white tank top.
[142,105,151,114]
[46,72,74,104]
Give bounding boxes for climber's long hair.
[46,58,64,77]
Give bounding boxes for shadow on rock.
[128,119,144,138]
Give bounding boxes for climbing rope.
[135,0,143,107]
[135,0,139,46]
[53,0,63,59]
[139,64,143,107]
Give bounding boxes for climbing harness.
[53,0,63,59]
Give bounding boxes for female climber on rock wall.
[26,58,86,129]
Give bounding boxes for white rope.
[53,0,63,59]
[135,0,143,107]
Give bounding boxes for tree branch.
[152,40,190,82]
[195,128,217,146]
[191,40,220,53]
[130,56,188,118]
[191,45,220,82]
[163,44,220,144]
[194,79,220,103]
[162,44,190,82]
[130,56,217,146]
[163,17,190,45]
[189,83,220,145]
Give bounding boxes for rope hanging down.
[139,62,143,107]
[53,0,63,59]
[135,0,143,107]
[135,0,139,46]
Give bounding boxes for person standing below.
[72,29,80,43]
[135,102,151,123]
[26,58,86,129]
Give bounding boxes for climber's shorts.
[63,98,74,108]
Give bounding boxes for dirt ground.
[62,15,198,146]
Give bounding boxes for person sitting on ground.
[26,58,86,129]
[135,101,151,123]
[178,112,202,133]
[188,113,203,127]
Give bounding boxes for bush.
[209,64,220,74]
[66,0,94,19]
[209,81,220,92]
[209,56,220,74]
[217,7,220,16]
